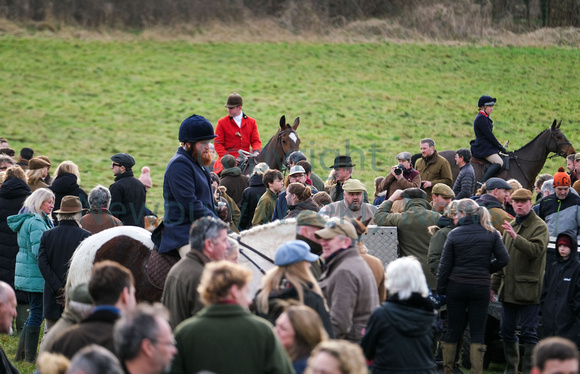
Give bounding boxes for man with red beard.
[158,115,218,255]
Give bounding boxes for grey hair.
[385,256,428,300]
[57,212,82,224]
[189,217,229,251]
[252,162,269,176]
[114,303,169,362]
[66,344,123,374]
[420,138,435,148]
[226,237,239,258]
[23,188,55,218]
[0,155,15,165]
[541,180,555,195]
[88,185,112,209]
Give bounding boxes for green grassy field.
[1,36,578,215]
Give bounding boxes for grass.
[0,35,577,373]
[1,37,578,216]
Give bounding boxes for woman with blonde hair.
[285,182,319,219]
[504,178,523,216]
[305,340,368,374]
[26,157,51,192]
[254,240,334,337]
[49,161,88,225]
[171,261,294,374]
[436,199,509,374]
[7,188,55,363]
[275,305,328,374]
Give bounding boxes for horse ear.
[557,120,562,128]
[279,115,287,130]
[362,217,372,228]
[551,119,557,130]
[292,117,300,131]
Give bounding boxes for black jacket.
[38,221,91,320]
[238,174,267,231]
[0,177,30,302]
[541,231,580,347]
[50,172,89,226]
[437,219,509,295]
[361,293,436,374]
[109,170,147,227]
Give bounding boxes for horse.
[439,120,575,190]
[65,220,298,303]
[239,115,301,175]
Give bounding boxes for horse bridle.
[276,128,298,170]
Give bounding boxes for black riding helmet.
[478,95,497,107]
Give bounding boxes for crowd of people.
[0,92,579,374]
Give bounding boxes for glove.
[56,287,66,307]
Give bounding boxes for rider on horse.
[213,93,262,174]
[470,95,507,187]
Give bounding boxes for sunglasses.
[112,163,122,167]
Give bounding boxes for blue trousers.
[25,292,44,328]
[500,302,540,344]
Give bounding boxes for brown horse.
[240,115,301,175]
[439,120,575,189]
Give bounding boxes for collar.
[114,170,134,181]
[93,305,121,314]
[479,110,489,118]
[515,209,533,225]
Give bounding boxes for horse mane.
[240,218,298,237]
[514,128,549,153]
[66,226,154,293]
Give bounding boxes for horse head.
[549,119,575,157]
[278,115,301,156]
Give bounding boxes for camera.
[394,164,405,176]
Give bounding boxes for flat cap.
[432,183,455,198]
[289,165,305,176]
[110,153,135,169]
[342,179,367,193]
[510,188,533,201]
[486,177,512,190]
[28,157,51,170]
[315,218,358,240]
[296,211,328,229]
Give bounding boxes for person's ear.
[142,338,155,357]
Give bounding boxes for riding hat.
[478,95,497,107]
[329,155,356,169]
[110,153,135,169]
[179,114,216,143]
[274,240,318,266]
[54,195,86,214]
[225,93,243,108]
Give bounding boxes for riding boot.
[24,325,41,363]
[503,341,519,374]
[14,324,27,362]
[470,343,486,374]
[522,343,536,374]
[441,342,457,374]
[477,163,502,188]
[15,303,29,335]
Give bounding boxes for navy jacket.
[50,172,89,226]
[38,221,91,320]
[0,177,30,302]
[238,174,267,231]
[437,220,510,295]
[541,231,580,347]
[159,147,216,253]
[470,112,504,159]
[109,170,147,227]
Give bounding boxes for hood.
[50,172,80,194]
[221,166,242,177]
[0,177,31,200]
[556,230,578,263]
[7,212,36,233]
[249,173,264,187]
[477,194,504,210]
[385,294,435,337]
[404,198,429,211]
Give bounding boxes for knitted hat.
[553,167,571,187]
[557,235,573,249]
[139,166,152,188]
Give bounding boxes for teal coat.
[171,304,294,374]
[7,212,53,293]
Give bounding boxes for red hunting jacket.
[214,114,261,174]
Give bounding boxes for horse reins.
[236,237,275,275]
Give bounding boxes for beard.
[347,201,362,211]
[187,143,213,167]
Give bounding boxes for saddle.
[145,246,180,290]
[471,154,511,171]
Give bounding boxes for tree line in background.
[0,0,577,32]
